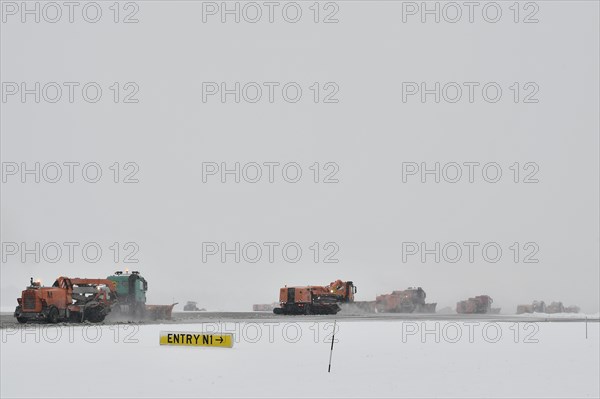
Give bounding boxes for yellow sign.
[159,331,234,348]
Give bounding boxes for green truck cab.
[107,270,148,317]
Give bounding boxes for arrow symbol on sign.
[216,337,223,344]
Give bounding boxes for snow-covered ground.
[515,312,600,319]
[1,320,598,398]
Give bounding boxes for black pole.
[328,320,336,373]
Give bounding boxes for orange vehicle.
[517,300,546,314]
[456,295,494,314]
[376,287,436,313]
[273,279,356,315]
[14,277,117,324]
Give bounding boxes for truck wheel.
[47,306,59,324]
[69,312,81,322]
[85,306,106,323]
[89,314,106,323]
[17,317,27,324]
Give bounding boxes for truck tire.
[47,306,59,324]
[17,317,27,324]
[69,311,82,322]
[90,314,106,323]
[85,305,106,323]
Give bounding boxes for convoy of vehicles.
[14,272,582,323]
[517,300,547,314]
[517,300,579,314]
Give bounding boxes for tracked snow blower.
[273,279,356,315]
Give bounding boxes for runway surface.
[1,310,597,329]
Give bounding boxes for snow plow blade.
[145,303,177,320]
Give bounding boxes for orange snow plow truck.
[273,279,356,315]
[14,277,116,324]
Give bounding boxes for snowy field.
[1,320,598,398]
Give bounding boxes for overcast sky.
[1,1,598,313]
